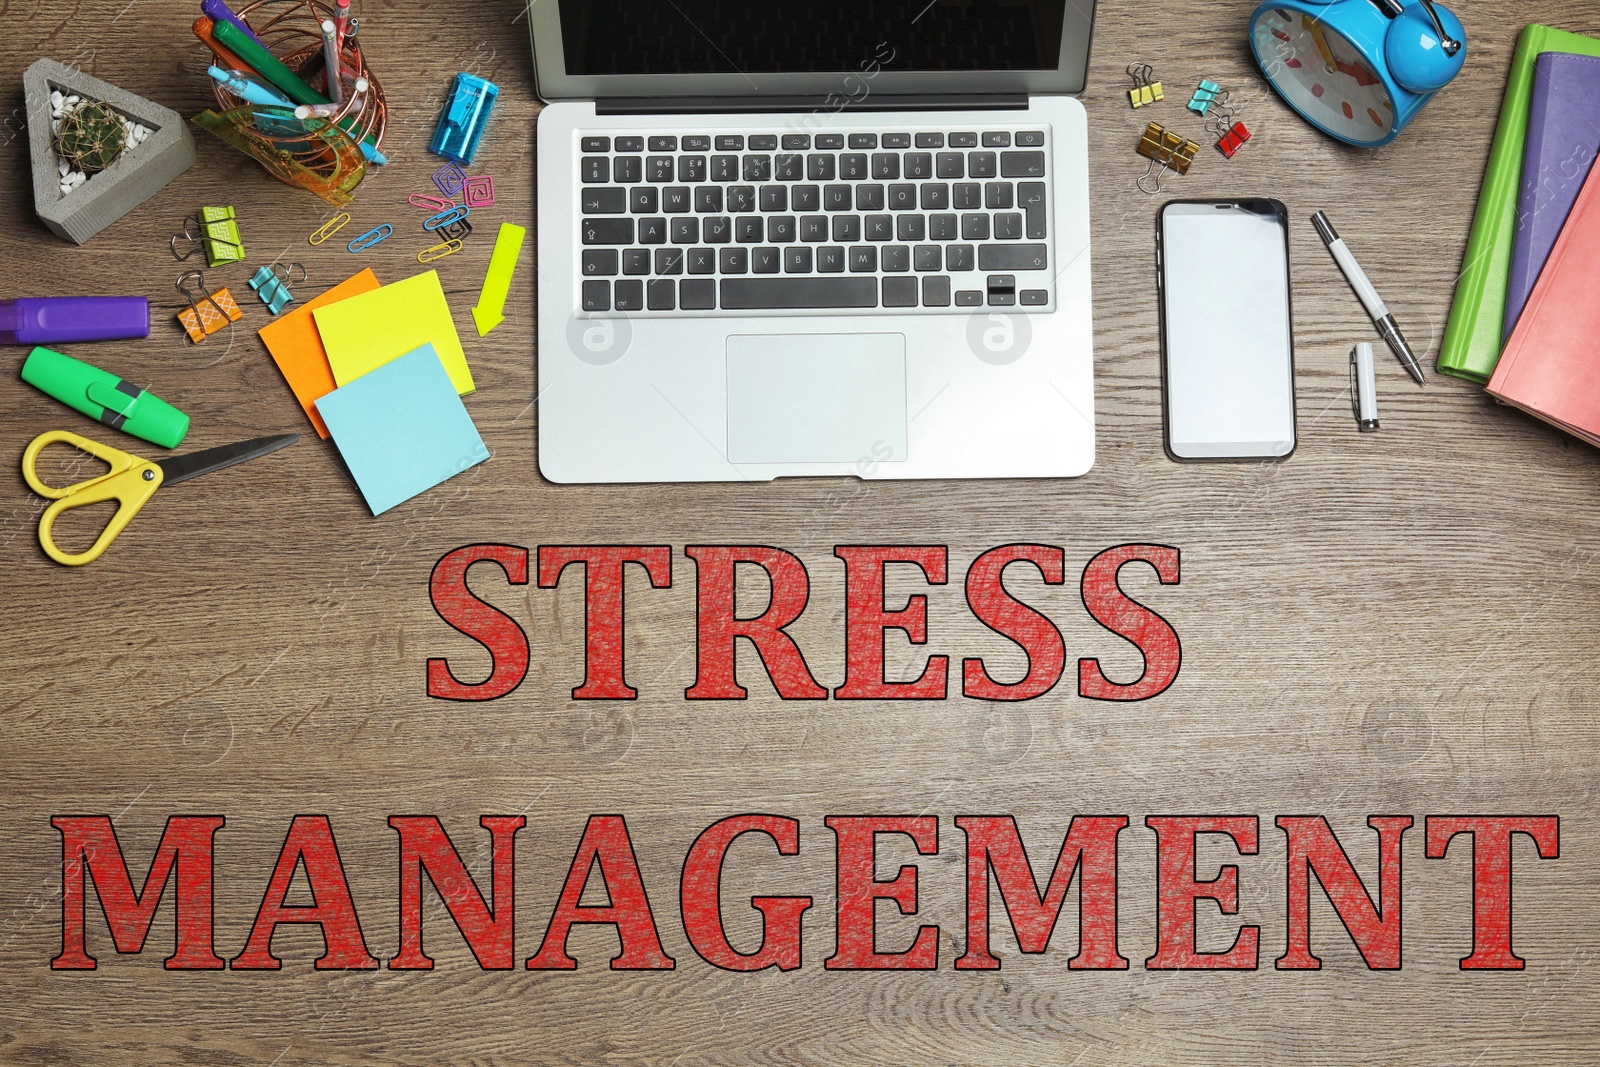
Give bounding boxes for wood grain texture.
[3,0,1600,1062]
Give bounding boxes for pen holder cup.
[207,0,386,205]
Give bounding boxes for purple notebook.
[1506,52,1600,342]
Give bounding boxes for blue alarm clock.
[1249,0,1466,146]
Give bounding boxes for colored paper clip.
[424,204,471,231]
[432,162,468,197]
[309,212,351,245]
[175,270,242,343]
[418,239,464,263]
[1136,122,1200,194]
[435,217,473,242]
[347,224,393,252]
[1127,63,1163,109]
[461,175,495,207]
[409,193,457,212]
[1216,121,1251,158]
[1188,79,1223,116]
[248,262,307,315]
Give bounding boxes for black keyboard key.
[696,186,723,212]
[678,156,707,182]
[915,132,944,148]
[871,153,900,180]
[982,131,1011,147]
[961,213,990,240]
[687,247,716,274]
[582,156,609,183]
[582,279,610,311]
[1001,151,1047,177]
[849,245,877,272]
[793,184,821,211]
[655,248,684,274]
[955,289,983,306]
[728,185,756,212]
[719,247,748,273]
[1015,131,1046,147]
[753,247,780,273]
[883,276,917,307]
[947,244,975,271]
[648,278,675,309]
[816,134,844,149]
[800,215,828,241]
[582,136,611,152]
[776,154,804,180]
[914,245,941,271]
[888,184,916,210]
[949,132,978,147]
[818,245,845,272]
[743,155,772,181]
[583,249,619,276]
[760,186,787,212]
[785,247,813,273]
[623,249,650,275]
[849,133,878,148]
[782,134,810,149]
[671,217,698,244]
[904,153,933,178]
[865,214,892,240]
[968,152,998,178]
[768,215,796,242]
[704,216,732,243]
[662,186,691,212]
[840,153,869,180]
[824,184,852,211]
[936,152,964,179]
[1019,182,1047,239]
[979,243,1049,270]
[736,217,763,242]
[583,187,626,214]
[638,217,667,244]
[954,183,981,209]
[882,133,911,148]
[748,134,778,150]
[985,182,1013,209]
[1020,289,1049,306]
[682,135,711,151]
[716,135,745,151]
[647,156,674,181]
[721,277,878,309]
[832,214,861,242]
[615,136,644,152]
[648,135,678,151]
[855,183,885,210]
[613,156,642,183]
[629,187,658,213]
[896,215,926,241]
[583,218,634,244]
[994,212,1023,240]
[920,183,950,210]
[922,275,951,306]
[807,154,836,181]
[614,279,644,309]
[681,279,715,309]
[930,214,957,240]
[712,155,739,181]
[882,245,910,272]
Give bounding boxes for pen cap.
[21,347,189,449]
[0,297,150,345]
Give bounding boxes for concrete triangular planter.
[24,58,196,244]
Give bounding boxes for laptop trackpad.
[726,334,907,464]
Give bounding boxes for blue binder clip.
[429,72,499,165]
[1188,79,1223,116]
[247,263,306,315]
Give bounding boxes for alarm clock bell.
[1249,0,1467,147]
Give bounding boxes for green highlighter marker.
[21,347,190,449]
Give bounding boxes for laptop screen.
[558,0,1070,76]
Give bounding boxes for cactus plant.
[55,99,127,173]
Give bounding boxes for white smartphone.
[1157,199,1297,460]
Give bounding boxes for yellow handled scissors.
[22,430,298,566]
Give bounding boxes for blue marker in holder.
[429,73,499,165]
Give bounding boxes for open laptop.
[530,1,1097,483]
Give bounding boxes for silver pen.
[1312,211,1425,385]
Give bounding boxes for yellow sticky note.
[312,270,475,395]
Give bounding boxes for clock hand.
[1302,15,1339,74]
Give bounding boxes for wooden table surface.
[3,0,1600,1063]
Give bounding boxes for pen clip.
[1349,352,1361,423]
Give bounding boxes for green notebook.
[1438,24,1600,383]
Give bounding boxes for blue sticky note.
[315,344,489,515]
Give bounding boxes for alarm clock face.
[1254,8,1395,144]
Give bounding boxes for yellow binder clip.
[1128,63,1164,108]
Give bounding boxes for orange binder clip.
[175,270,242,342]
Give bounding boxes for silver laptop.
[530,1,1097,483]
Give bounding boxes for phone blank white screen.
[1162,205,1295,459]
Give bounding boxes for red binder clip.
[1217,121,1251,158]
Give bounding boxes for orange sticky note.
[258,268,381,438]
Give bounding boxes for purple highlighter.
[200,0,268,47]
[0,297,151,346]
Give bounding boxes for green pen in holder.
[21,346,190,449]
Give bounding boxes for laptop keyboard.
[575,127,1053,315]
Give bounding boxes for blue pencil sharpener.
[430,72,499,165]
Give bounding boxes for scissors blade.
[156,434,299,486]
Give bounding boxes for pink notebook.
[1489,159,1600,447]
